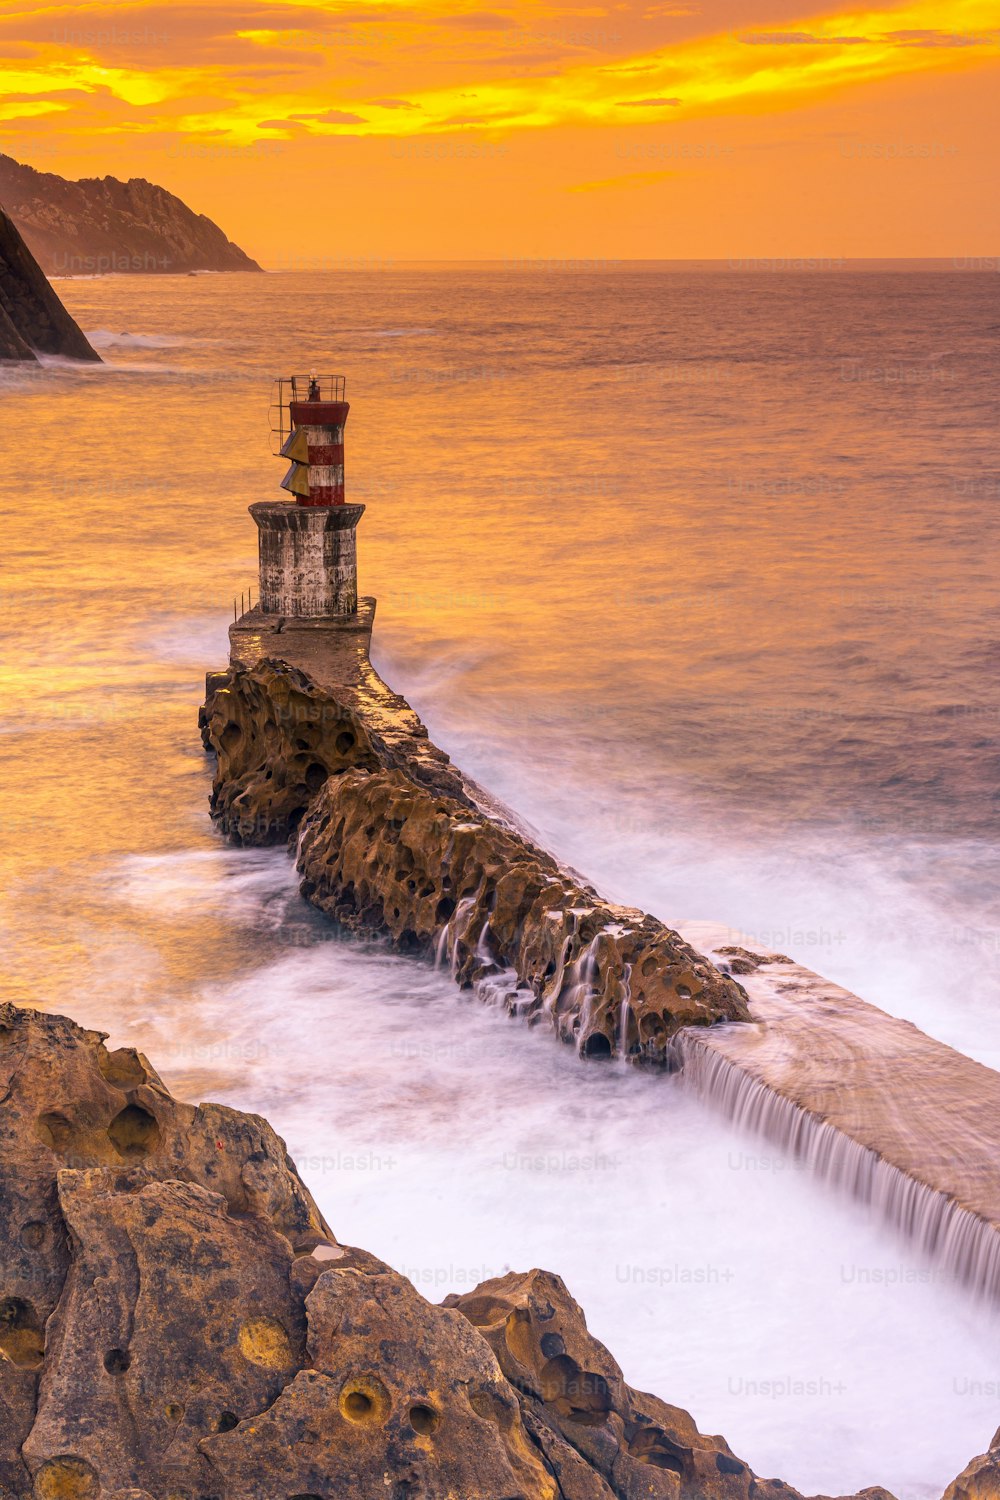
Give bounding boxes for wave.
[85,329,191,350]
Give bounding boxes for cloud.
[439,13,513,29]
[368,97,417,107]
[735,32,870,46]
[616,96,681,105]
[882,28,997,46]
[299,108,368,123]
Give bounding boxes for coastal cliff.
[0,154,262,276]
[0,209,100,362]
[201,657,751,1060]
[0,997,937,1498]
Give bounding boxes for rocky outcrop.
[447,1270,896,1500]
[202,659,751,1061]
[0,209,100,362]
[6,995,966,1498]
[941,1431,1000,1500]
[202,657,470,844]
[0,154,261,276]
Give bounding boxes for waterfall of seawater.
[676,1031,1000,1303]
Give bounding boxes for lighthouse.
[250,374,364,618]
[226,373,375,682]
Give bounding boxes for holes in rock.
[35,1112,75,1154]
[216,1411,239,1432]
[20,1221,45,1251]
[539,1356,611,1426]
[0,1297,44,1368]
[716,1454,747,1476]
[627,1428,684,1472]
[458,1297,509,1328]
[164,1400,185,1421]
[408,1403,440,1436]
[502,1307,535,1368]
[220,723,243,753]
[539,1333,564,1358]
[469,1389,513,1433]
[436,897,456,922]
[675,984,693,1000]
[335,730,356,754]
[103,1347,131,1374]
[304,763,329,793]
[33,1457,99,1500]
[238,1317,295,1370]
[641,956,658,977]
[581,1032,612,1060]
[98,1047,147,1090]
[289,1495,324,1500]
[108,1105,161,1160]
[398,930,420,954]
[338,1375,390,1426]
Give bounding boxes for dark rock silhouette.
[0,208,99,362]
[0,153,262,276]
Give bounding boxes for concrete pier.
[219,612,1000,1295]
[677,920,1000,1297]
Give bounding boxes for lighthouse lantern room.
[250,373,364,618]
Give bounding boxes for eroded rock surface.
[202,657,471,845]
[299,766,751,1060]
[202,659,750,1061]
[941,1429,1000,1500]
[4,998,962,1499]
[447,1270,902,1500]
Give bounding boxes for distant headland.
[0,153,261,277]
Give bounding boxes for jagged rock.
[299,766,751,1059]
[0,998,915,1499]
[201,660,750,1061]
[24,1171,307,1495]
[942,1429,1000,1500]
[0,153,261,276]
[202,658,471,845]
[446,1271,899,1500]
[200,1249,562,1499]
[0,208,100,361]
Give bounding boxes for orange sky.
[0,0,998,260]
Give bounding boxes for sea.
[2,264,999,1496]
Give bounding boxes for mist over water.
[3,267,999,1494]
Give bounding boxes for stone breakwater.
[5,995,993,1498]
[202,657,751,1061]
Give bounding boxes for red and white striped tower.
[280,378,348,505]
[249,374,365,617]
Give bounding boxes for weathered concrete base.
[249,502,364,617]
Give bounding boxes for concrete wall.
[249,501,364,617]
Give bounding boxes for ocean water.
[2,266,999,1495]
